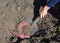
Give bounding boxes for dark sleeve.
[47,0,60,7]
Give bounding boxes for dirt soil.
[0,0,60,43]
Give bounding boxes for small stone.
[16,7,20,11]
[50,41,56,43]
[21,39,30,43]
[12,37,18,42]
[1,12,5,16]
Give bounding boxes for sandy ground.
[0,0,34,43]
[0,0,60,43]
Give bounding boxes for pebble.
[16,7,20,11]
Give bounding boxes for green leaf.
[42,42,46,43]
[58,26,60,32]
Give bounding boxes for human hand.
[40,9,47,18]
[39,6,50,18]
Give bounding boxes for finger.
[40,14,42,18]
[43,14,44,18]
[43,14,46,18]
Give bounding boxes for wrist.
[43,5,50,12]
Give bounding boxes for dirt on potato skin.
[0,0,60,43]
